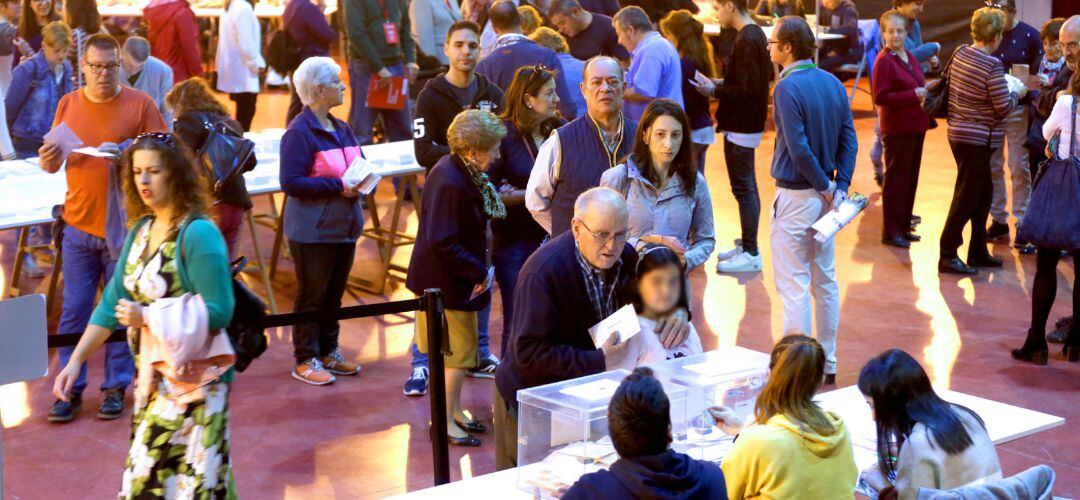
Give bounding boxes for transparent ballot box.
[649,347,771,463]
[516,370,688,497]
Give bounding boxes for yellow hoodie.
[721,411,858,499]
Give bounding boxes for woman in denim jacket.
[5,20,72,158]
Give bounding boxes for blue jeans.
[56,225,134,395]
[411,304,491,368]
[347,59,414,145]
[493,237,541,356]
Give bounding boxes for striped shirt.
[946,45,1016,148]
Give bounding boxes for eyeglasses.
[1066,41,1080,51]
[766,40,784,46]
[134,132,178,148]
[983,1,1016,12]
[526,64,550,86]
[85,62,121,75]
[577,219,628,246]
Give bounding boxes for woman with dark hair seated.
[858,349,1002,499]
[561,367,728,499]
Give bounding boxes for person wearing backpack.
[53,132,238,498]
[283,0,336,125]
[166,77,254,259]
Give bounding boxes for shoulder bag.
[922,45,963,119]
[197,115,257,196]
[1017,97,1080,251]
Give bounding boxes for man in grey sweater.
[120,37,174,129]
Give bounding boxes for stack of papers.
[342,156,381,195]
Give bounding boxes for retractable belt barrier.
[43,289,454,486]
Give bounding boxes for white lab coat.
[216,0,265,94]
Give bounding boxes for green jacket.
[343,0,416,71]
[90,216,235,332]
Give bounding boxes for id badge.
[383,21,400,45]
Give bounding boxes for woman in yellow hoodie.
[712,335,858,499]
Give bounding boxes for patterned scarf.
[461,156,506,220]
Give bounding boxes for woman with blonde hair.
[406,109,506,447]
[165,77,254,258]
[660,9,717,173]
[518,4,542,35]
[710,335,857,498]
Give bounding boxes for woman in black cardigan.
[406,110,507,447]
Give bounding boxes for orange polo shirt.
[52,87,167,238]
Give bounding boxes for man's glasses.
[578,219,628,246]
[1065,41,1080,51]
[85,62,121,75]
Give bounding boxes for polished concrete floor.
[1,82,1077,498]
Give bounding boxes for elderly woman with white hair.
[406,109,507,447]
[279,56,365,386]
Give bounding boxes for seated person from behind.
[605,245,704,371]
[818,0,863,77]
[561,367,728,499]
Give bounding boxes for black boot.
[1011,329,1049,365]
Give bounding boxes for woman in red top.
[873,9,932,249]
[143,0,203,82]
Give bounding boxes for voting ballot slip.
[342,156,381,195]
[588,304,641,348]
[810,193,869,243]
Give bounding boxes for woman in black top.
[165,77,254,258]
[660,9,717,174]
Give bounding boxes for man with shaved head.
[527,55,638,237]
[494,187,689,469]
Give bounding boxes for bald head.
[572,188,629,270]
[490,1,522,34]
[581,56,625,118]
[1063,15,1080,71]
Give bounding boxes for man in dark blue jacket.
[561,368,728,499]
[475,0,578,120]
[493,188,690,469]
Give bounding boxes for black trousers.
[940,141,996,260]
[229,92,258,132]
[882,133,925,239]
[289,241,356,363]
[1025,247,1079,347]
[724,135,761,254]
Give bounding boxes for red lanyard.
[376,0,390,20]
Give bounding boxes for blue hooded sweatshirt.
[561,450,728,500]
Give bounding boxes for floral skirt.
[120,380,235,500]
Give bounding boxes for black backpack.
[178,219,268,373]
[266,28,302,75]
[196,115,257,196]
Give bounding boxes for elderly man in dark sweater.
[493,187,690,469]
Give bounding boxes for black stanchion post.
[424,289,451,486]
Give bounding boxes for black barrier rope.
[41,289,453,486]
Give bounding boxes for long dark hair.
[858,349,986,480]
[659,10,717,78]
[20,0,59,40]
[121,133,212,227]
[499,64,564,138]
[630,99,696,194]
[63,0,100,34]
[631,244,689,315]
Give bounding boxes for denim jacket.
[5,52,74,142]
[600,155,716,270]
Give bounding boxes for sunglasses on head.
[133,132,179,148]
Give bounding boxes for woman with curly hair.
[53,132,238,498]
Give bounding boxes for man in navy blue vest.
[474,0,578,120]
[526,55,638,236]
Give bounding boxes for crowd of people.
[0,0,1066,497]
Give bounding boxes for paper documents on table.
[811,193,869,243]
[43,122,83,160]
[342,156,381,195]
[468,266,495,301]
[588,304,641,348]
[72,146,118,159]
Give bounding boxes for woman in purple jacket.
[283,0,336,125]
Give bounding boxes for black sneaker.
[403,366,429,397]
[48,394,82,423]
[97,388,125,420]
[986,221,1010,243]
[467,353,499,379]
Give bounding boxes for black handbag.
[1018,97,1080,251]
[922,46,962,119]
[197,115,256,196]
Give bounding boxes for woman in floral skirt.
[53,132,237,499]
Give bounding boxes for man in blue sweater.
[475,0,578,120]
[767,16,857,385]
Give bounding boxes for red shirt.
[872,48,932,136]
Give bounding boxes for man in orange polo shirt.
[39,33,167,424]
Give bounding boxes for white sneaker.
[716,250,762,273]
[715,239,743,262]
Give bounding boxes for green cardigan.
[89,216,236,332]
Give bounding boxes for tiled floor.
[1,81,1077,499]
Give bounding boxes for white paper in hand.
[811,193,869,243]
[342,156,381,195]
[43,122,83,160]
[588,304,641,348]
[72,146,118,159]
[468,266,495,301]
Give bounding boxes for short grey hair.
[293,57,342,106]
[447,110,507,155]
[573,187,628,221]
[123,36,150,63]
[613,6,652,32]
[583,55,624,83]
